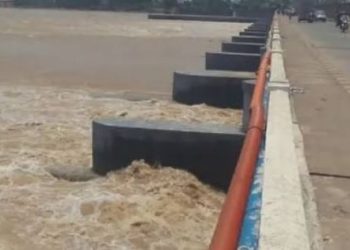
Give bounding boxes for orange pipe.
[210,51,271,250]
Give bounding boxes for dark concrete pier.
[148,13,258,23]
[92,118,245,190]
[245,27,268,33]
[206,52,261,72]
[242,79,256,131]
[232,35,266,44]
[239,31,267,37]
[173,70,256,108]
[222,42,265,54]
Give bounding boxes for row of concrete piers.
[92,18,271,191]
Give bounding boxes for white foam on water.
[0,84,239,249]
[0,9,249,249]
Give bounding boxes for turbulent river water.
[0,85,242,249]
[0,8,247,250]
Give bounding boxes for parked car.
[313,10,327,22]
[298,11,314,23]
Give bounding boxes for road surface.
[281,17,350,250]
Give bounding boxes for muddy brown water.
[0,8,249,93]
[0,8,248,249]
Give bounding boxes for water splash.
[0,85,240,249]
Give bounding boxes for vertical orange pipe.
[210,52,271,250]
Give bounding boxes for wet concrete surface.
[281,17,350,250]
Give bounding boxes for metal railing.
[210,51,271,250]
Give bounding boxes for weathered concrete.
[259,18,311,250]
[270,51,288,85]
[239,31,267,37]
[92,118,245,191]
[148,13,258,23]
[172,70,255,108]
[205,52,261,72]
[232,35,266,44]
[260,89,311,250]
[222,42,264,54]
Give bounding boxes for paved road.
[296,21,350,80]
[286,20,350,177]
[281,18,350,250]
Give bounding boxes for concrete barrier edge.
[259,17,320,250]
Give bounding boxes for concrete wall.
[232,36,266,44]
[206,52,261,72]
[92,118,244,191]
[148,13,258,23]
[259,17,312,250]
[91,18,266,194]
[240,31,267,36]
[222,42,264,54]
[172,71,255,108]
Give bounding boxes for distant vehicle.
[336,12,349,27]
[339,15,349,33]
[313,10,327,22]
[298,11,314,23]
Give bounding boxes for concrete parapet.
[270,50,288,84]
[260,18,311,250]
[272,28,280,35]
[205,52,261,72]
[92,118,245,191]
[268,81,290,91]
[272,33,281,40]
[172,70,256,108]
[272,39,282,52]
[260,89,311,250]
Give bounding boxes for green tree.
[239,0,292,9]
[189,0,232,14]
[108,0,153,9]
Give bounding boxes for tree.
[163,0,177,11]
[188,0,232,14]
[239,0,292,9]
[55,0,99,8]
[108,0,152,9]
